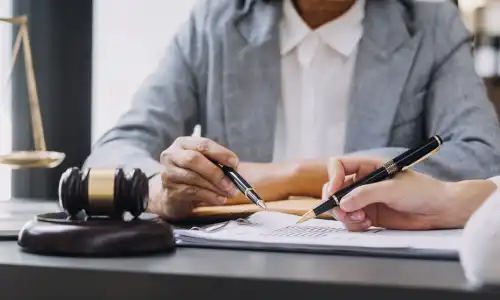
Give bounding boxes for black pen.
[210,159,267,210]
[297,135,443,223]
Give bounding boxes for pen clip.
[401,146,440,171]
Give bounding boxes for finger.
[339,180,396,212]
[343,219,372,232]
[166,182,227,206]
[340,156,385,174]
[321,183,329,201]
[331,207,366,224]
[169,150,237,196]
[338,164,379,195]
[164,164,232,197]
[341,175,356,189]
[327,176,356,198]
[328,156,384,177]
[327,157,384,194]
[355,161,381,182]
[173,137,239,168]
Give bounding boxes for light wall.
[92,0,198,144]
[0,0,12,200]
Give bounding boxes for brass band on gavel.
[58,167,149,218]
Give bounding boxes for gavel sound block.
[17,167,176,257]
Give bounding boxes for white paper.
[177,211,462,251]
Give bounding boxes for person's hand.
[148,137,239,220]
[322,157,497,231]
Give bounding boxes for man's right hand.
[148,137,239,220]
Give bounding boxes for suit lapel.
[222,0,282,162]
[344,0,423,152]
[221,0,424,159]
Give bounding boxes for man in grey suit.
[84,0,500,220]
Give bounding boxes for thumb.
[339,180,395,212]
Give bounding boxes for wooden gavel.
[58,167,149,219]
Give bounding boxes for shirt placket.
[298,34,319,158]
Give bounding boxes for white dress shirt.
[272,0,365,162]
[460,176,500,287]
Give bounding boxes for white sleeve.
[460,176,500,287]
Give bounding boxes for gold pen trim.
[244,187,254,198]
[332,195,340,206]
[402,137,442,171]
[434,135,442,147]
[382,160,398,175]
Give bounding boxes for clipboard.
[188,198,333,221]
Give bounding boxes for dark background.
[11,0,93,199]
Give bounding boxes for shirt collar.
[280,0,366,57]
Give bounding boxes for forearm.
[288,159,328,197]
[83,141,166,178]
[442,179,498,228]
[227,160,328,204]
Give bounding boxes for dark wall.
[11,0,93,199]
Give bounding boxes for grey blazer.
[84,0,500,181]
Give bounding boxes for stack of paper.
[176,211,462,257]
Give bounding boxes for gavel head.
[58,167,149,219]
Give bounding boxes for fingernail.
[340,196,354,211]
[228,157,239,167]
[217,196,227,204]
[350,211,363,221]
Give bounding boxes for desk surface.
[0,199,497,299]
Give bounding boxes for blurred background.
[0,0,498,201]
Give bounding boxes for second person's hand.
[323,156,497,231]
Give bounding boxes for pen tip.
[257,200,267,210]
[296,210,315,224]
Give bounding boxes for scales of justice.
[0,15,65,169]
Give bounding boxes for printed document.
[176,211,462,251]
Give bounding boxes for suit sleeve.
[83,5,206,178]
[351,3,500,181]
